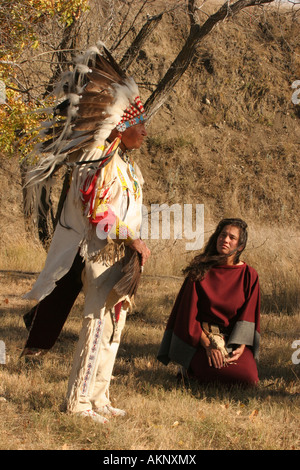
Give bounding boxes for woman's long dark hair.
[183,218,248,281]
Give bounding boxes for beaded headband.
[116,96,147,132]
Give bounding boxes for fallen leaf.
[220,403,230,410]
[249,409,259,420]
[197,411,206,420]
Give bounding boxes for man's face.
[121,123,147,150]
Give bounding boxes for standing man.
[23,45,150,423]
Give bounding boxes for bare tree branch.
[120,13,163,69]
[111,0,150,51]
[188,0,201,25]
[145,0,275,118]
[43,21,80,98]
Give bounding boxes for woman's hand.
[226,344,245,363]
[206,347,225,369]
[200,331,224,369]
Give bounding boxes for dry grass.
[0,262,299,450]
[0,240,46,273]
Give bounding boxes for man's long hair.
[183,218,248,281]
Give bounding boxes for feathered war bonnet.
[25,43,147,191]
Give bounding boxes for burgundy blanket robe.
[157,263,260,385]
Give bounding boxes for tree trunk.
[43,21,79,98]
[120,13,163,69]
[19,159,33,234]
[37,186,55,250]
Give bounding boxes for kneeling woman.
[157,218,260,386]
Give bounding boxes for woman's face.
[216,225,242,260]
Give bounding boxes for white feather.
[75,64,91,74]
[68,93,81,105]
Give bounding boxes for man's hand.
[129,239,151,267]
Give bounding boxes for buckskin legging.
[66,305,126,413]
[66,260,127,414]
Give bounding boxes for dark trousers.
[23,252,85,352]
